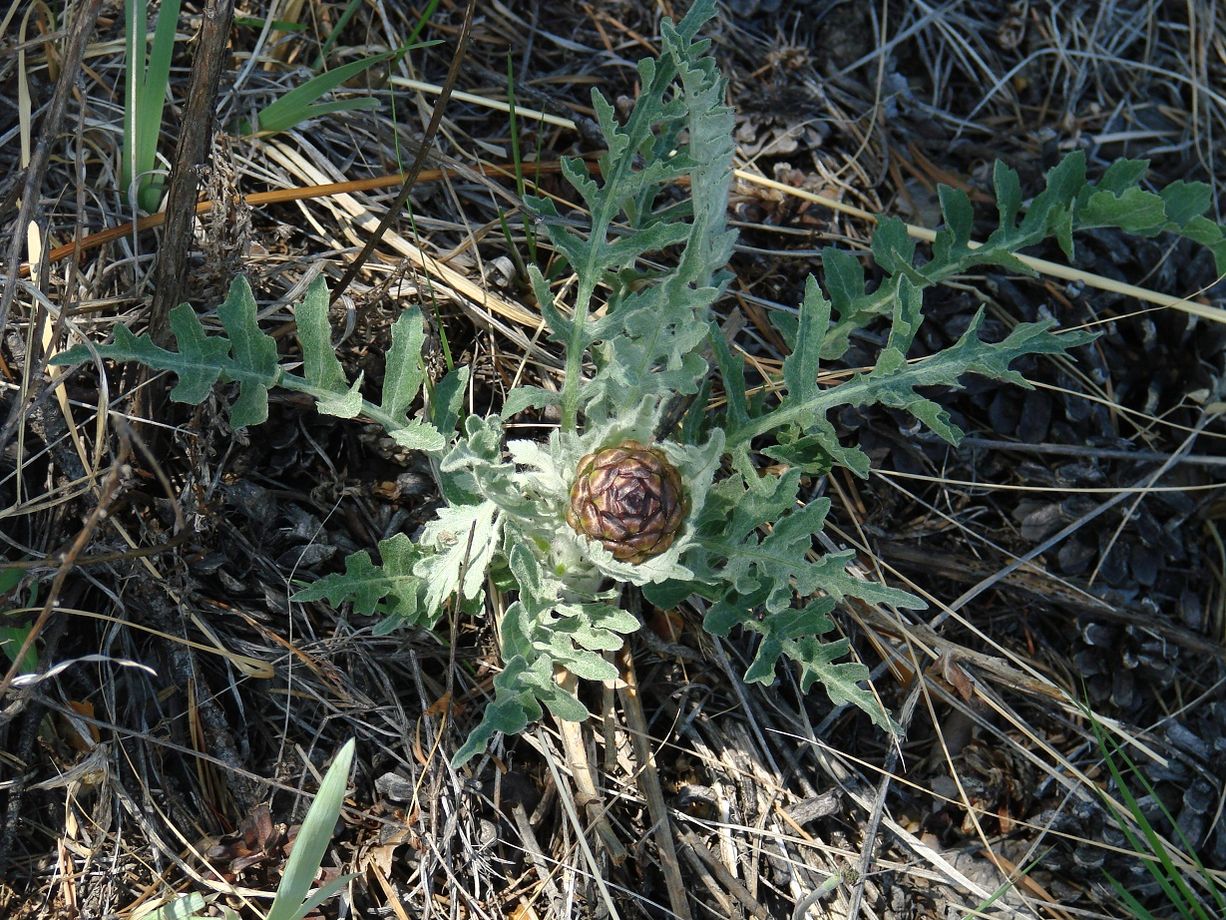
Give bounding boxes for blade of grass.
[246,50,398,134]
[311,0,368,71]
[398,0,440,55]
[1105,742,1226,913]
[1089,712,1217,919]
[1105,872,1159,919]
[264,739,355,920]
[123,0,181,213]
[506,52,537,265]
[253,0,440,135]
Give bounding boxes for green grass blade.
[122,0,181,212]
[0,625,38,674]
[122,0,147,208]
[311,0,366,70]
[0,566,23,594]
[250,51,398,134]
[1091,718,1207,919]
[290,872,359,920]
[1105,871,1158,920]
[1101,738,1226,912]
[137,0,179,211]
[264,739,354,920]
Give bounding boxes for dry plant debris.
[2,2,1226,919]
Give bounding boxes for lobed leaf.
[214,276,281,427]
[703,584,902,733]
[377,307,445,449]
[534,0,729,429]
[51,276,281,429]
[292,534,426,625]
[53,276,446,447]
[820,150,1226,359]
[415,501,502,619]
[452,541,642,765]
[293,276,364,418]
[781,276,828,405]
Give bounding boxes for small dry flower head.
[566,440,689,564]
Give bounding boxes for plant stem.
[559,281,594,431]
[725,371,880,449]
[555,52,685,431]
[276,372,414,435]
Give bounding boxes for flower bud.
[565,440,689,564]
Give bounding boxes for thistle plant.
[53,0,1226,766]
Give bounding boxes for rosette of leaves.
[433,400,724,764]
[50,0,1226,767]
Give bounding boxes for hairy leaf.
[453,543,639,765]
[215,277,281,426]
[292,534,426,626]
[52,276,280,428]
[380,309,428,422]
[415,502,502,619]
[294,276,364,418]
[431,364,472,435]
[728,276,1096,450]
[703,586,900,733]
[696,471,919,615]
[531,0,730,429]
[450,656,545,767]
[819,151,1226,358]
[53,275,446,448]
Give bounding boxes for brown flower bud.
[565,440,689,564]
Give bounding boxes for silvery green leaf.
[821,150,1226,358]
[294,275,347,394]
[781,276,828,404]
[134,894,208,920]
[994,160,1022,231]
[415,502,501,617]
[1159,179,1212,224]
[216,276,281,428]
[52,276,281,429]
[938,183,974,247]
[1079,187,1168,233]
[581,277,719,424]
[380,308,428,423]
[265,740,354,920]
[292,534,426,625]
[527,263,573,343]
[388,421,446,452]
[761,422,870,479]
[502,385,558,418]
[709,320,750,433]
[430,364,470,436]
[313,371,365,419]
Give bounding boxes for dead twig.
[618,643,692,920]
[329,0,479,304]
[147,0,237,344]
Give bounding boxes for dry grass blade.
[328,0,478,305]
